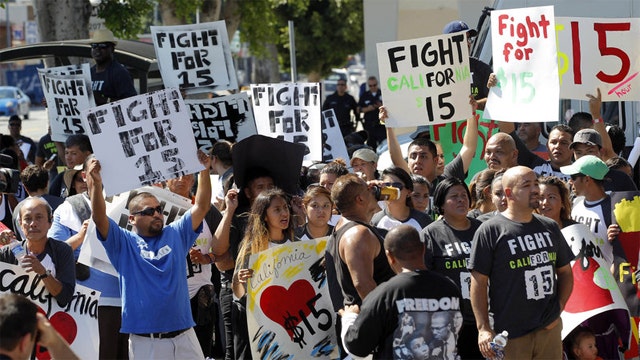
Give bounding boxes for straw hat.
[90,29,118,46]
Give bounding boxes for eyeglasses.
[337,83,347,86]
[132,205,163,217]
[368,83,378,87]
[382,182,404,190]
[8,123,20,127]
[91,43,111,49]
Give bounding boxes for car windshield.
[0,89,15,98]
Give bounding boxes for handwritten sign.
[251,83,322,164]
[186,93,257,153]
[320,109,350,163]
[431,110,499,184]
[556,17,640,101]
[38,64,95,142]
[151,21,238,94]
[485,6,558,123]
[81,88,204,196]
[0,263,100,360]
[377,33,470,127]
[247,238,338,359]
[79,186,193,277]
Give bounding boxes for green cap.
[560,155,608,180]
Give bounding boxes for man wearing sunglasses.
[87,151,213,360]
[89,29,137,106]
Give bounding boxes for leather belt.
[135,328,188,339]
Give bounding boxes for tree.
[33,0,92,42]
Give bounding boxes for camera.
[0,168,20,194]
[373,185,400,201]
[0,154,20,194]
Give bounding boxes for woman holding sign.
[232,188,299,359]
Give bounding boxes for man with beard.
[469,166,574,359]
[87,151,212,359]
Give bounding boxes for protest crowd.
[1,10,640,360]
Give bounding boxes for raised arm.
[191,150,213,231]
[380,106,411,174]
[587,88,615,160]
[212,189,238,255]
[87,157,109,239]
[459,95,480,174]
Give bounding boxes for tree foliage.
[51,0,362,79]
[239,0,363,78]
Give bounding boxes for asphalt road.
[1,106,50,143]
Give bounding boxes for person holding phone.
[371,166,432,232]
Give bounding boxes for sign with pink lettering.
[485,6,558,123]
[81,88,204,196]
[246,238,338,359]
[556,17,640,101]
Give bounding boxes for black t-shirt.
[91,60,137,106]
[422,217,482,324]
[470,57,492,100]
[322,92,358,127]
[468,213,574,338]
[343,270,462,359]
[358,90,382,123]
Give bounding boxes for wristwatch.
[39,270,51,280]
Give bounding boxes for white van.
[472,0,640,153]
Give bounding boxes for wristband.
[594,118,603,124]
[204,253,216,264]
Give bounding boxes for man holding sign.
[87,151,212,360]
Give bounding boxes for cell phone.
[377,186,400,201]
[48,153,57,161]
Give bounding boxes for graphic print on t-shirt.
[391,297,461,360]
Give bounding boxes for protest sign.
[377,33,470,127]
[251,83,322,164]
[0,263,100,360]
[559,224,630,349]
[608,191,640,358]
[320,109,350,163]
[247,237,338,359]
[556,17,640,101]
[431,110,499,184]
[79,186,193,277]
[38,64,95,142]
[485,6,558,123]
[81,88,204,196]
[186,93,257,153]
[151,21,238,94]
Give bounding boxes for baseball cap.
[351,148,378,163]
[443,20,477,37]
[570,129,602,149]
[410,125,430,140]
[560,155,608,180]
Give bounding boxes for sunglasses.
[382,182,404,190]
[570,173,585,181]
[132,205,163,217]
[91,43,111,49]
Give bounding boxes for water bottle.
[10,242,26,262]
[489,330,508,360]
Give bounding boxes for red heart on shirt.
[260,279,316,340]
[35,310,78,360]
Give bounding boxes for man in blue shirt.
[87,151,212,360]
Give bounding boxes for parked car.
[0,86,30,119]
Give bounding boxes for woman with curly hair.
[231,188,298,359]
[537,175,576,228]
